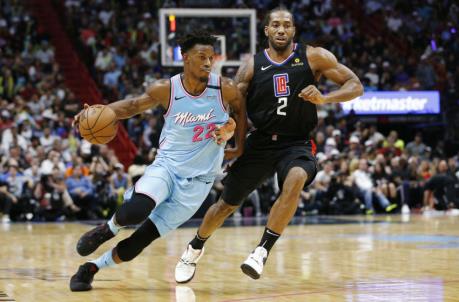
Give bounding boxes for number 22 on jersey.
[273,73,290,116]
[192,123,216,142]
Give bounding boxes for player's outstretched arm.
[299,46,363,105]
[108,79,170,120]
[221,74,248,160]
[73,80,170,127]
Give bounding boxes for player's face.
[265,11,295,52]
[183,44,215,82]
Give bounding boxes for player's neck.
[267,43,295,62]
[181,73,207,96]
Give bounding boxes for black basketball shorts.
[221,131,318,206]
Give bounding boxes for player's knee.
[115,192,156,226]
[215,199,239,217]
[285,167,308,189]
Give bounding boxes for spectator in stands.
[65,164,97,219]
[34,167,79,221]
[315,131,325,154]
[372,161,397,203]
[344,136,362,157]
[352,159,396,214]
[325,172,361,214]
[423,160,458,211]
[0,177,17,223]
[406,133,428,157]
[314,160,335,201]
[40,126,59,152]
[110,163,131,205]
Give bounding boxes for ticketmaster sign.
[341,91,440,115]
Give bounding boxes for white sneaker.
[2,215,11,223]
[240,246,268,279]
[401,204,410,214]
[175,245,205,283]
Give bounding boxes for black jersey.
[246,43,317,138]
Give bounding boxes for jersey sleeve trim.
[163,77,174,118]
[217,75,228,113]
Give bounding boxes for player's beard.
[269,36,293,52]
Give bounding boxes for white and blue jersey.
[156,72,229,179]
[126,72,230,236]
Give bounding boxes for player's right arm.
[234,56,254,101]
[73,79,170,127]
[108,79,170,120]
[221,57,254,160]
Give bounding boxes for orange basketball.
[79,104,118,144]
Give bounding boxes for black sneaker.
[69,262,99,292]
[76,223,115,256]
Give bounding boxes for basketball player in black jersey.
[175,7,363,282]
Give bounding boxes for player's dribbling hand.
[213,117,236,145]
[72,103,90,128]
[298,85,326,105]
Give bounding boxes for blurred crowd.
[0,1,144,223]
[1,0,458,222]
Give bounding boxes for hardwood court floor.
[1,214,459,302]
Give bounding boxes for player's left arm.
[217,77,247,159]
[299,46,364,105]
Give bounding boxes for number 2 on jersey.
[277,97,288,116]
[273,73,290,116]
[192,123,216,142]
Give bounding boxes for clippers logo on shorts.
[273,73,290,97]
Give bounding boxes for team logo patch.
[273,73,290,97]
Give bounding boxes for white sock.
[107,215,121,235]
[90,249,116,269]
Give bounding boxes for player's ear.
[182,52,188,63]
[264,26,269,37]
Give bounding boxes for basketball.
[78,104,118,144]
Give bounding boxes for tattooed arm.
[216,57,252,160]
[108,79,170,119]
[220,76,247,159]
[73,79,170,127]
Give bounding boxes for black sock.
[189,233,208,250]
[258,227,280,253]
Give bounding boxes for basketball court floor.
[1,214,459,301]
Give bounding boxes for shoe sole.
[240,263,260,280]
[176,270,195,284]
[70,282,92,292]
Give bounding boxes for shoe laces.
[180,246,201,265]
[251,247,267,264]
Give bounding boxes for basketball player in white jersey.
[69,30,247,291]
